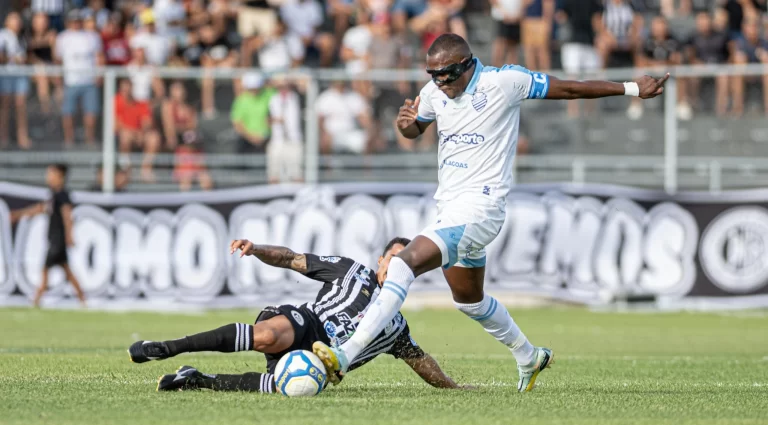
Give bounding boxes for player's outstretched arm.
[230,239,307,273]
[544,73,670,100]
[10,203,45,224]
[404,354,472,390]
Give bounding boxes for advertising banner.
[1,182,767,309]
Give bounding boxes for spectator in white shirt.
[267,75,304,183]
[56,10,104,147]
[152,0,188,46]
[241,17,305,73]
[316,81,372,155]
[127,47,165,105]
[341,9,375,98]
[280,0,336,66]
[490,0,523,67]
[341,9,374,75]
[0,12,30,149]
[129,10,171,66]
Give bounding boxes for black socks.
[196,372,276,393]
[165,323,254,356]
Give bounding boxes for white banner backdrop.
[2,181,768,309]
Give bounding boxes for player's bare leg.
[444,266,553,392]
[314,236,442,378]
[129,315,296,363]
[32,267,50,308]
[62,264,86,307]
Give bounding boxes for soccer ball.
[273,350,327,397]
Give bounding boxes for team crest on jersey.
[471,91,487,112]
[291,311,305,326]
[319,256,341,263]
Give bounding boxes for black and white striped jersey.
[31,0,65,15]
[603,0,635,43]
[302,254,424,370]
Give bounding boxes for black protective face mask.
[426,55,474,87]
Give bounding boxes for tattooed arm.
[229,239,307,273]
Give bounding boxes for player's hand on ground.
[396,96,420,130]
[229,239,254,257]
[636,73,670,99]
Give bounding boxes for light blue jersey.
[417,58,549,203]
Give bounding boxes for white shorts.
[267,142,303,182]
[561,43,601,75]
[419,199,505,269]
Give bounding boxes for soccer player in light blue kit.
[314,33,669,392]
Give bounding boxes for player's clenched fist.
[230,239,254,257]
[396,96,421,130]
[636,73,670,99]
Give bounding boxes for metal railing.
[2,63,768,193]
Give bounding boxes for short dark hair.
[50,163,68,176]
[427,33,471,58]
[382,237,411,257]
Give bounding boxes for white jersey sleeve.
[492,65,550,105]
[416,81,437,123]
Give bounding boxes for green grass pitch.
[1,307,767,425]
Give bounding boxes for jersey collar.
[463,58,484,95]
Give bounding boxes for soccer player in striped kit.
[128,237,468,392]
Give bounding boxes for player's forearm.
[407,354,460,389]
[11,203,43,223]
[398,122,423,140]
[244,245,307,273]
[546,79,626,100]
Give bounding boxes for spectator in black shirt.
[11,164,86,308]
[199,23,239,118]
[557,0,603,117]
[731,16,768,116]
[629,16,690,120]
[687,11,730,116]
[719,0,767,40]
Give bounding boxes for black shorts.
[497,21,521,42]
[255,304,330,374]
[45,243,68,268]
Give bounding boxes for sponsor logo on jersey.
[438,131,485,146]
[324,321,337,338]
[291,310,305,326]
[439,159,469,170]
[319,256,341,263]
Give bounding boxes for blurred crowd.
[0,0,767,189]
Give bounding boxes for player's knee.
[252,323,279,350]
[454,293,493,318]
[395,248,418,270]
[451,286,484,304]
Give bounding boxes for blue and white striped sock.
[455,294,535,366]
